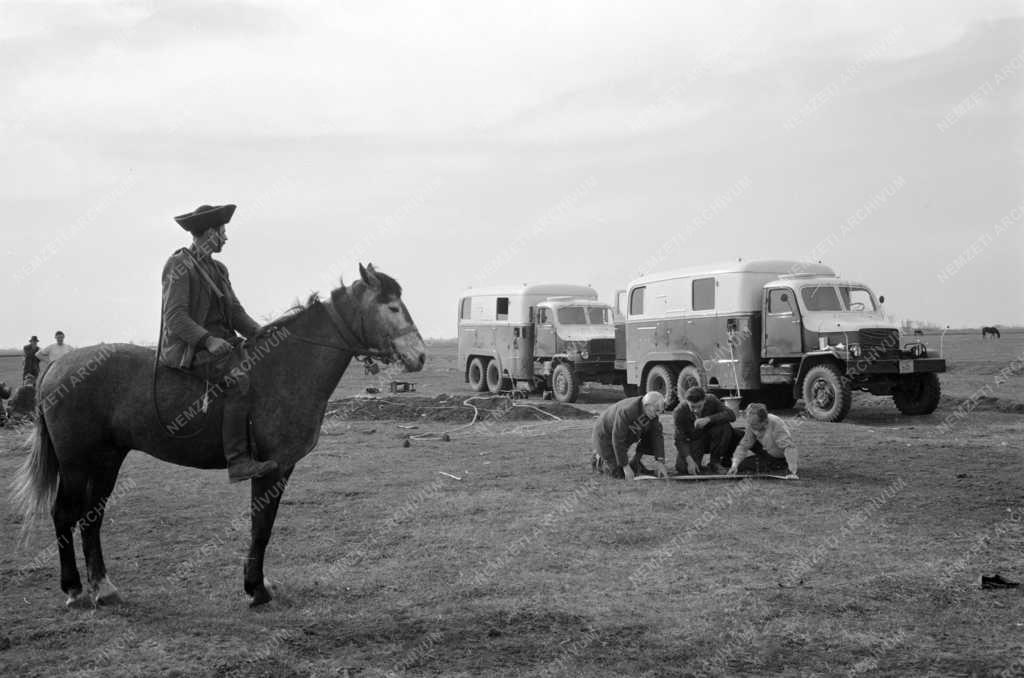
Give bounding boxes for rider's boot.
[223,382,277,483]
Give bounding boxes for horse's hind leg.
[244,466,293,606]
[52,465,88,608]
[80,452,128,606]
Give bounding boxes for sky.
[1,0,1023,346]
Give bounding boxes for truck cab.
[761,275,945,421]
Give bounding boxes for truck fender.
[792,351,844,398]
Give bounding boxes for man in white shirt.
[727,403,799,479]
[39,331,76,364]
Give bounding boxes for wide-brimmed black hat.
[174,204,236,234]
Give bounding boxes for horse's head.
[335,263,426,371]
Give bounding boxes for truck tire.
[551,363,580,403]
[801,363,851,422]
[893,373,941,415]
[486,360,506,393]
[646,365,679,408]
[467,357,488,392]
[676,365,702,399]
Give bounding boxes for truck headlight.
[581,350,590,360]
[849,343,861,358]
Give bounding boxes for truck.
[457,284,621,402]
[614,259,945,422]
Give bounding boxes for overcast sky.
[2,0,1023,346]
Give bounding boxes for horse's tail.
[10,405,60,539]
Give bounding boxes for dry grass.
[1,335,1023,677]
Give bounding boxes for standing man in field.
[727,403,799,479]
[591,391,668,479]
[22,335,41,386]
[673,386,738,475]
[39,330,76,365]
[161,203,277,482]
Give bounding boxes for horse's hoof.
[92,577,123,607]
[248,577,275,607]
[65,588,92,609]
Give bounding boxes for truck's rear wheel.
[646,365,679,408]
[467,357,488,392]
[893,373,941,415]
[486,360,507,393]
[802,363,851,422]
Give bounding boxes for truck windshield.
[557,306,612,325]
[801,286,843,311]
[838,286,877,312]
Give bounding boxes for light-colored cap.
[641,391,665,412]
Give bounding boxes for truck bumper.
[852,357,946,376]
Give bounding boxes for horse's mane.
[263,270,403,329]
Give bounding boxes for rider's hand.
[685,458,699,475]
[654,461,669,479]
[701,453,711,468]
[205,336,232,356]
[623,465,636,481]
[727,464,739,476]
[694,417,710,429]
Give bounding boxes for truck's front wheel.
[802,364,852,422]
[676,365,702,399]
[551,363,580,403]
[893,373,941,415]
[468,357,488,392]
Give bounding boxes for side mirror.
[879,295,885,304]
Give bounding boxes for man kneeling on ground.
[727,403,799,479]
[592,392,668,480]
[673,386,737,475]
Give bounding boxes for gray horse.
[12,264,426,607]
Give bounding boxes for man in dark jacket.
[22,336,40,386]
[160,203,277,482]
[591,392,667,479]
[673,386,739,475]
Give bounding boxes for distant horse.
[982,326,1001,339]
[12,264,426,608]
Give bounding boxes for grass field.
[1,332,1023,677]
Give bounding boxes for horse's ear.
[359,263,381,291]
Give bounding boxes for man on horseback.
[160,204,278,482]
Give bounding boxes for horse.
[11,263,426,608]
[982,326,1001,339]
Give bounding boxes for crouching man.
[673,387,738,475]
[727,403,799,479]
[591,392,668,480]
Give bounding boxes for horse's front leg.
[244,466,293,606]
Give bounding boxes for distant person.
[39,330,76,364]
[22,335,40,386]
[727,403,799,479]
[161,203,277,482]
[0,381,10,426]
[591,391,668,479]
[673,386,737,475]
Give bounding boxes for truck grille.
[589,338,616,358]
[858,328,900,356]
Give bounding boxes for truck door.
[534,307,557,359]
[763,288,803,357]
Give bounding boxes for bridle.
[281,293,420,373]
